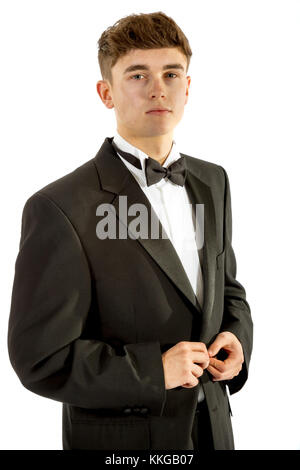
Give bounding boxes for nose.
[148,77,166,99]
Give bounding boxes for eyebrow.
[123,63,185,75]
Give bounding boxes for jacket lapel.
[183,156,217,326]
[93,137,217,321]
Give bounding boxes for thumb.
[208,336,225,357]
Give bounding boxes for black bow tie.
[111,141,187,187]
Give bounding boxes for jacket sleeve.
[218,167,253,395]
[7,192,167,414]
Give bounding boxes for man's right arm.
[7,192,166,415]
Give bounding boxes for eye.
[131,74,144,80]
[130,73,178,80]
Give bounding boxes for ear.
[184,76,191,105]
[96,80,114,109]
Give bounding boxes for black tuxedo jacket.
[8,137,253,450]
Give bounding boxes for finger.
[191,352,210,368]
[208,357,226,371]
[208,363,241,381]
[206,364,223,381]
[222,354,244,373]
[211,350,240,369]
[209,356,239,376]
[207,336,226,357]
[191,363,204,378]
[207,360,238,380]
[186,342,208,352]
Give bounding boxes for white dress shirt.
[113,131,205,403]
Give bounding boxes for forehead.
[114,47,187,72]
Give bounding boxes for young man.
[7,12,253,450]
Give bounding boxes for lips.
[146,109,170,115]
[146,106,171,113]
[147,108,169,112]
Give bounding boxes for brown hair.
[97,11,192,86]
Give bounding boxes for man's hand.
[207,331,244,382]
[162,341,210,390]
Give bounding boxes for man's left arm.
[207,167,253,395]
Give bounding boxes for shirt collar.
[112,130,182,188]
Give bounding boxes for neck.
[117,129,173,166]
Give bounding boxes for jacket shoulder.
[183,153,227,188]
[24,157,100,215]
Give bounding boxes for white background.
[1,0,299,450]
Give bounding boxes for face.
[96,47,191,140]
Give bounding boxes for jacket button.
[140,407,148,415]
[123,407,132,415]
[133,407,141,414]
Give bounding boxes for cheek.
[119,88,141,113]
[179,86,189,105]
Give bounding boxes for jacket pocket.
[70,416,150,450]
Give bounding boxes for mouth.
[146,110,171,115]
